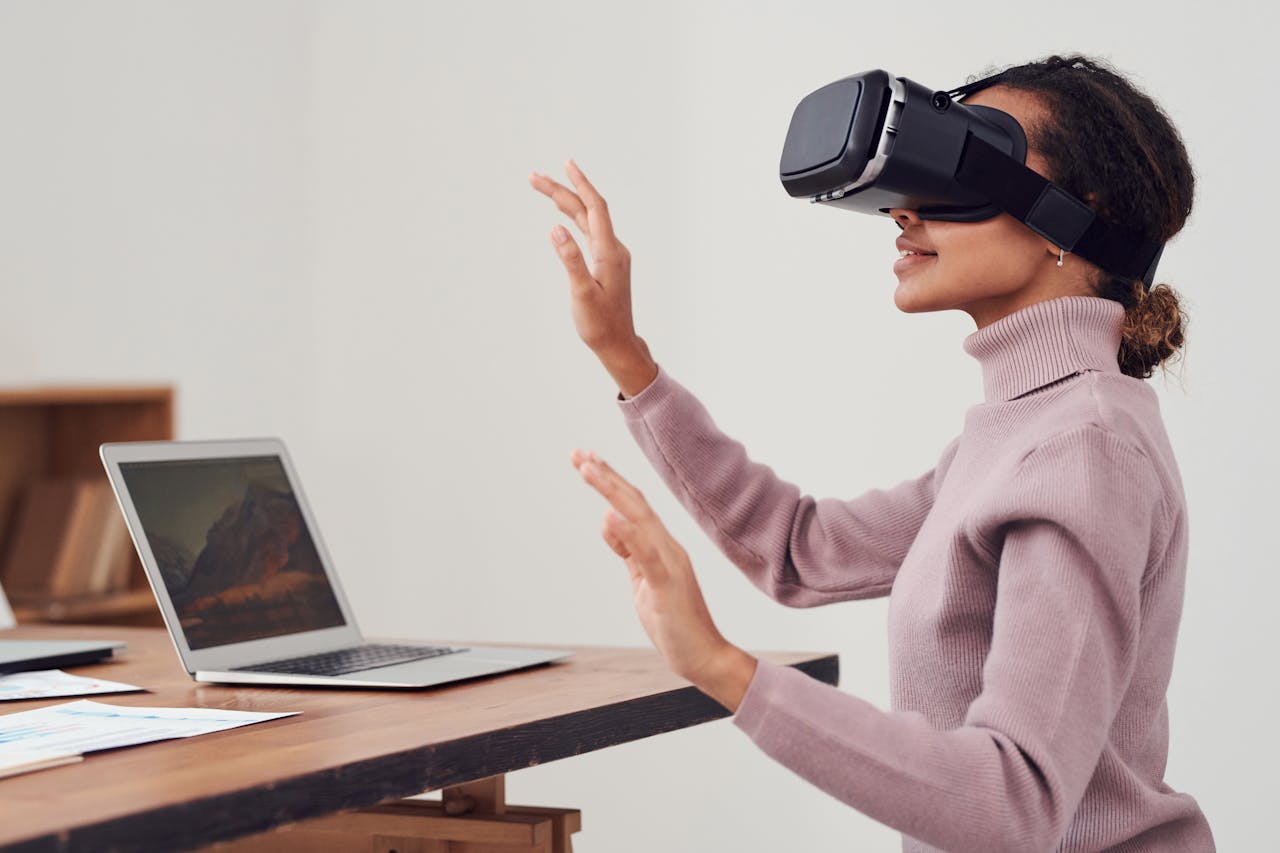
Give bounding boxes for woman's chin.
[893,277,946,314]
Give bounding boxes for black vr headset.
[779,70,1164,287]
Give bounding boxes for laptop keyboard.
[234,643,468,677]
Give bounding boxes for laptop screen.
[118,455,346,650]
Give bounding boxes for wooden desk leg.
[492,804,581,853]
[442,775,506,816]
[433,775,579,853]
[203,773,581,853]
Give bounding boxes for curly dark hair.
[975,55,1195,379]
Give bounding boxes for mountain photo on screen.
[119,456,345,649]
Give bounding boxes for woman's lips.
[893,252,937,275]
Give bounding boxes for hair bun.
[1118,281,1186,378]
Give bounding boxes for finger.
[605,508,667,583]
[550,226,598,293]
[600,511,633,560]
[565,160,618,249]
[578,456,654,528]
[583,453,648,506]
[529,172,591,236]
[591,458,686,584]
[578,455,645,514]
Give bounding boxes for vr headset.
[779,70,1163,287]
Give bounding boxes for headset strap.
[954,133,1164,287]
[946,71,1010,101]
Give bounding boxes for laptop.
[0,639,127,675]
[99,438,572,688]
[0,575,126,675]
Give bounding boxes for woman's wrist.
[690,644,759,713]
[600,338,658,398]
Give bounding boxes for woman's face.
[889,86,1094,328]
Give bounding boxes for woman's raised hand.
[529,161,658,398]
[570,447,758,711]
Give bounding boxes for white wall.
[1,1,1274,849]
[0,1,318,445]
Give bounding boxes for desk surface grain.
[0,625,839,853]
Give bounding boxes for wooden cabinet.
[0,386,173,626]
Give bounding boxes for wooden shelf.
[0,385,174,626]
[0,385,173,407]
[10,588,161,626]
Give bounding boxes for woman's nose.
[889,208,922,227]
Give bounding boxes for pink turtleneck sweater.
[614,296,1214,852]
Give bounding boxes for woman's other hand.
[571,447,758,711]
[530,161,658,398]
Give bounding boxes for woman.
[529,55,1214,852]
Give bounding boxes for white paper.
[0,669,143,702]
[0,699,298,757]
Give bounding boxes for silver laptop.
[99,439,571,688]
[0,578,126,673]
[0,639,127,674]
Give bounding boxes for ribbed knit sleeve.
[732,425,1169,853]
[616,365,959,607]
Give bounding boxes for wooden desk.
[0,625,838,852]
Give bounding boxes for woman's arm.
[530,162,953,605]
[618,364,959,607]
[731,425,1165,852]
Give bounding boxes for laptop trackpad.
[331,654,522,684]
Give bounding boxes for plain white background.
[1,1,1275,849]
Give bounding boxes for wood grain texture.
[0,625,838,852]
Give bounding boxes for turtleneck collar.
[962,296,1125,403]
